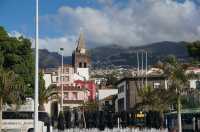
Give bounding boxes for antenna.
[137,51,139,76]
[145,51,148,87]
[141,51,144,88]
[137,51,140,89]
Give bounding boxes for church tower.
[72,32,91,75]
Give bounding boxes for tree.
[84,101,98,111]
[57,111,65,131]
[0,68,25,132]
[162,56,191,132]
[105,72,118,86]
[136,85,157,111]
[39,73,58,111]
[0,26,34,97]
[136,85,173,128]
[187,41,200,61]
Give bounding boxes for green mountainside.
[39,41,189,68]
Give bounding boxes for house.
[43,64,75,87]
[186,67,200,90]
[116,75,167,112]
[74,80,96,101]
[98,94,117,112]
[59,85,88,109]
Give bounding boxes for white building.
[97,89,118,101]
[43,32,92,111]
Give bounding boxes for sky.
[0,0,200,55]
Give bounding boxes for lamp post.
[145,51,148,87]
[34,0,39,131]
[141,51,144,88]
[78,75,87,128]
[83,76,87,128]
[60,48,64,111]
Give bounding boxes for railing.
[53,128,168,132]
[2,120,47,132]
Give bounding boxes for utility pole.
[145,51,148,87]
[34,0,39,131]
[137,51,140,89]
[141,51,144,88]
[137,51,139,76]
[83,77,86,128]
[60,48,64,111]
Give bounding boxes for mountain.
[39,49,71,68]
[90,41,189,68]
[39,41,190,68]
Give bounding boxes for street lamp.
[78,74,87,128]
[60,48,64,111]
[34,0,39,131]
[83,76,87,128]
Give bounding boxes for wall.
[63,90,85,101]
[128,78,166,110]
[98,89,118,100]
[74,80,96,101]
[76,68,89,80]
[117,81,127,111]
[189,79,200,89]
[43,73,52,88]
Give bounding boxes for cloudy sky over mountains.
[1,0,200,55]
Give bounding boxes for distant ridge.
[39,49,71,68]
[39,41,189,68]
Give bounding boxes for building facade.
[43,65,74,86]
[43,32,95,112]
[74,80,96,101]
[116,76,167,112]
[72,32,91,80]
[59,85,87,109]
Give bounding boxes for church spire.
[72,29,91,72]
[76,31,86,52]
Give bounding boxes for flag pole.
[34,0,39,131]
[60,48,64,111]
[145,51,148,87]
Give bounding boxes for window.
[72,92,78,100]
[64,76,69,81]
[118,86,124,93]
[84,62,87,68]
[153,82,160,89]
[56,77,59,82]
[105,101,110,105]
[64,92,68,100]
[118,98,125,112]
[61,76,64,81]
[196,81,200,90]
[79,62,82,68]
[64,68,69,73]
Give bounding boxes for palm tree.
[162,56,191,132]
[39,73,58,111]
[136,85,173,128]
[0,68,25,132]
[136,85,156,111]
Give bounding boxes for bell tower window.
[84,62,87,68]
[79,62,82,68]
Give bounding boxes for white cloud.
[40,0,200,53]
[9,31,77,56]
[39,36,76,56]
[8,31,24,38]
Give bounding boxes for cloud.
[39,36,76,56]
[40,0,200,52]
[8,31,24,38]
[9,31,77,56]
